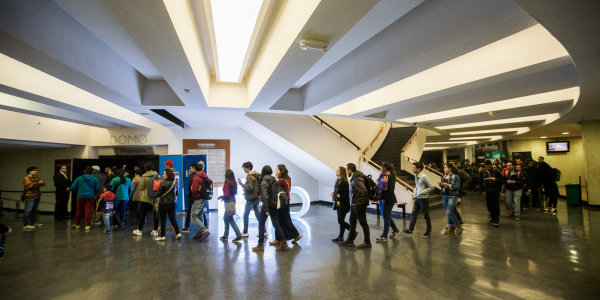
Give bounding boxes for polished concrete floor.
[1,195,599,300]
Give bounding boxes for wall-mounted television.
[546,141,570,153]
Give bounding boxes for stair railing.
[362,155,414,192]
[312,116,361,151]
[362,122,387,155]
[401,127,420,152]
[405,155,444,176]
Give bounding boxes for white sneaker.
[176,233,181,240]
[155,237,165,241]
[151,230,158,236]
[133,229,142,236]
[242,233,249,237]
[23,225,36,229]
[33,223,43,227]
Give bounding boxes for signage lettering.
[110,135,148,145]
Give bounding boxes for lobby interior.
[1,0,600,299]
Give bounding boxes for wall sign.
[110,135,147,145]
[113,147,154,155]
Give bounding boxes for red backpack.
[147,175,163,198]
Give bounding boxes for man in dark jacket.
[479,160,503,226]
[524,159,541,209]
[342,163,371,248]
[53,165,72,220]
[91,166,108,222]
[237,161,264,237]
[539,161,559,212]
[503,161,525,221]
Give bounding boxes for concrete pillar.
[582,120,600,206]
[442,149,447,163]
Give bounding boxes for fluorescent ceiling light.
[562,132,569,134]
[323,24,570,115]
[450,136,502,141]
[541,136,547,139]
[436,114,560,130]
[397,88,575,124]
[210,0,264,82]
[426,141,478,145]
[424,147,449,150]
[450,127,530,136]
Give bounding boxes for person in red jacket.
[190,163,210,241]
[218,169,242,242]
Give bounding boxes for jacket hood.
[262,175,276,184]
[248,171,260,178]
[351,170,365,180]
[196,171,207,178]
[142,171,158,177]
[101,191,115,201]
[82,174,95,181]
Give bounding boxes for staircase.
[371,127,417,169]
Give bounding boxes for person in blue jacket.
[71,167,100,229]
[110,169,133,227]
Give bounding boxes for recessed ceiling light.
[562,132,569,134]
[450,136,503,141]
[541,136,547,138]
[449,127,530,136]
[424,147,449,150]
[426,141,478,145]
[210,0,264,82]
[436,114,560,130]
[323,24,570,115]
[397,88,575,124]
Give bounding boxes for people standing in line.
[71,167,100,230]
[91,166,108,223]
[155,169,181,241]
[219,169,242,242]
[181,163,197,232]
[503,160,525,221]
[252,165,288,252]
[0,224,12,265]
[402,162,436,237]
[52,165,71,221]
[375,162,400,242]
[190,163,210,241]
[110,169,133,227]
[456,165,472,203]
[479,160,503,227]
[133,163,159,236]
[439,164,463,234]
[332,166,350,242]
[273,164,302,244]
[341,163,371,248]
[516,164,529,211]
[95,184,121,234]
[131,169,143,223]
[237,162,265,238]
[23,166,46,229]
[538,159,559,213]
[524,159,542,210]
[163,161,179,232]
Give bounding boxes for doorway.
[72,155,159,179]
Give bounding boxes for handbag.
[225,201,236,217]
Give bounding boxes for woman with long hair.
[154,169,181,241]
[110,169,132,228]
[219,169,242,242]
[376,162,399,242]
[271,164,302,245]
[332,166,350,241]
[439,163,463,234]
[252,165,288,252]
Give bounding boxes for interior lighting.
[210,0,264,82]
[436,114,560,130]
[426,141,477,145]
[323,24,570,115]
[449,127,530,135]
[562,132,569,135]
[397,88,575,124]
[541,136,547,139]
[424,147,449,150]
[450,136,502,141]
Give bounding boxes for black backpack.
[362,174,378,201]
[268,180,281,206]
[199,176,213,200]
[554,168,562,181]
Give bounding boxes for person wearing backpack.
[252,165,288,252]
[154,169,181,241]
[237,161,266,238]
[341,163,371,248]
[133,162,159,236]
[190,163,210,241]
[218,169,242,242]
[539,160,559,213]
[503,160,525,221]
[110,169,133,227]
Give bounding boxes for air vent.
[141,112,150,115]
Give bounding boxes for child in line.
[96,185,122,234]
[0,223,12,265]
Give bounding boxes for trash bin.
[565,183,581,206]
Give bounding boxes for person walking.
[252,166,288,252]
[524,159,541,209]
[219,170,242,242]
[539,161,559,213]
[273,164,302,245]
[133,163,159,236]
[181,163,197,232]
[71,167,100,230]
[331,167,350,242]
[479,160,503,227]
[22,166,46,229]
[131,169,143,223]
[402,162,436,237]
[154,169,181,241]
[95,184,121,234]
[53,165,71,220]
[237,162,265,238]
[341,163,371,248]
[110,169,133,227]
[375,162,400,242]
[439,163,463,234]
[190,163,210,241]
[162,160,179,231]
[503,160,525,221]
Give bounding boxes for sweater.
[110,176,133,201]
[23,175,45,199]
[277,178,291,202]
[71,174,100,199]
[190,171,207,199]
[218,183,237,202]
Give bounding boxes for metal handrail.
[401,127,420,152]
[312,116,361,151]
[362,155,414,191]
[405,155,444,176]
[362,122,387,155]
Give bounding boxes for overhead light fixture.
[210,0,264,82]
[299,38,329,53]
[397,88,575,124]
[426,141,478,145]
[424,147,449,150]
[562,132,569,135]
[449,127,530,136]
[436,114,560,130]
[450,136,502,141]
[541,136,547,139]
[323,24,570,115]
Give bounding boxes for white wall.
[317,116,385,151]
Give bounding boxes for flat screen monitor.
[546,141,570,153]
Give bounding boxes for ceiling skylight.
[449,127,530,136]
[323,24,570,115]
[436,114,560,130]
[210,0,264,82]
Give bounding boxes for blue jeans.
[243,198,260,233]
[23,198,40,226]
[442,195,461,226]
[115,200,127,225]
[506,189,522,217]
[223,210,242,238]
[102,213,111,231]
[191,199,208,235]
[379,202,398,237]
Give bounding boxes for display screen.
[546,141,570,152]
